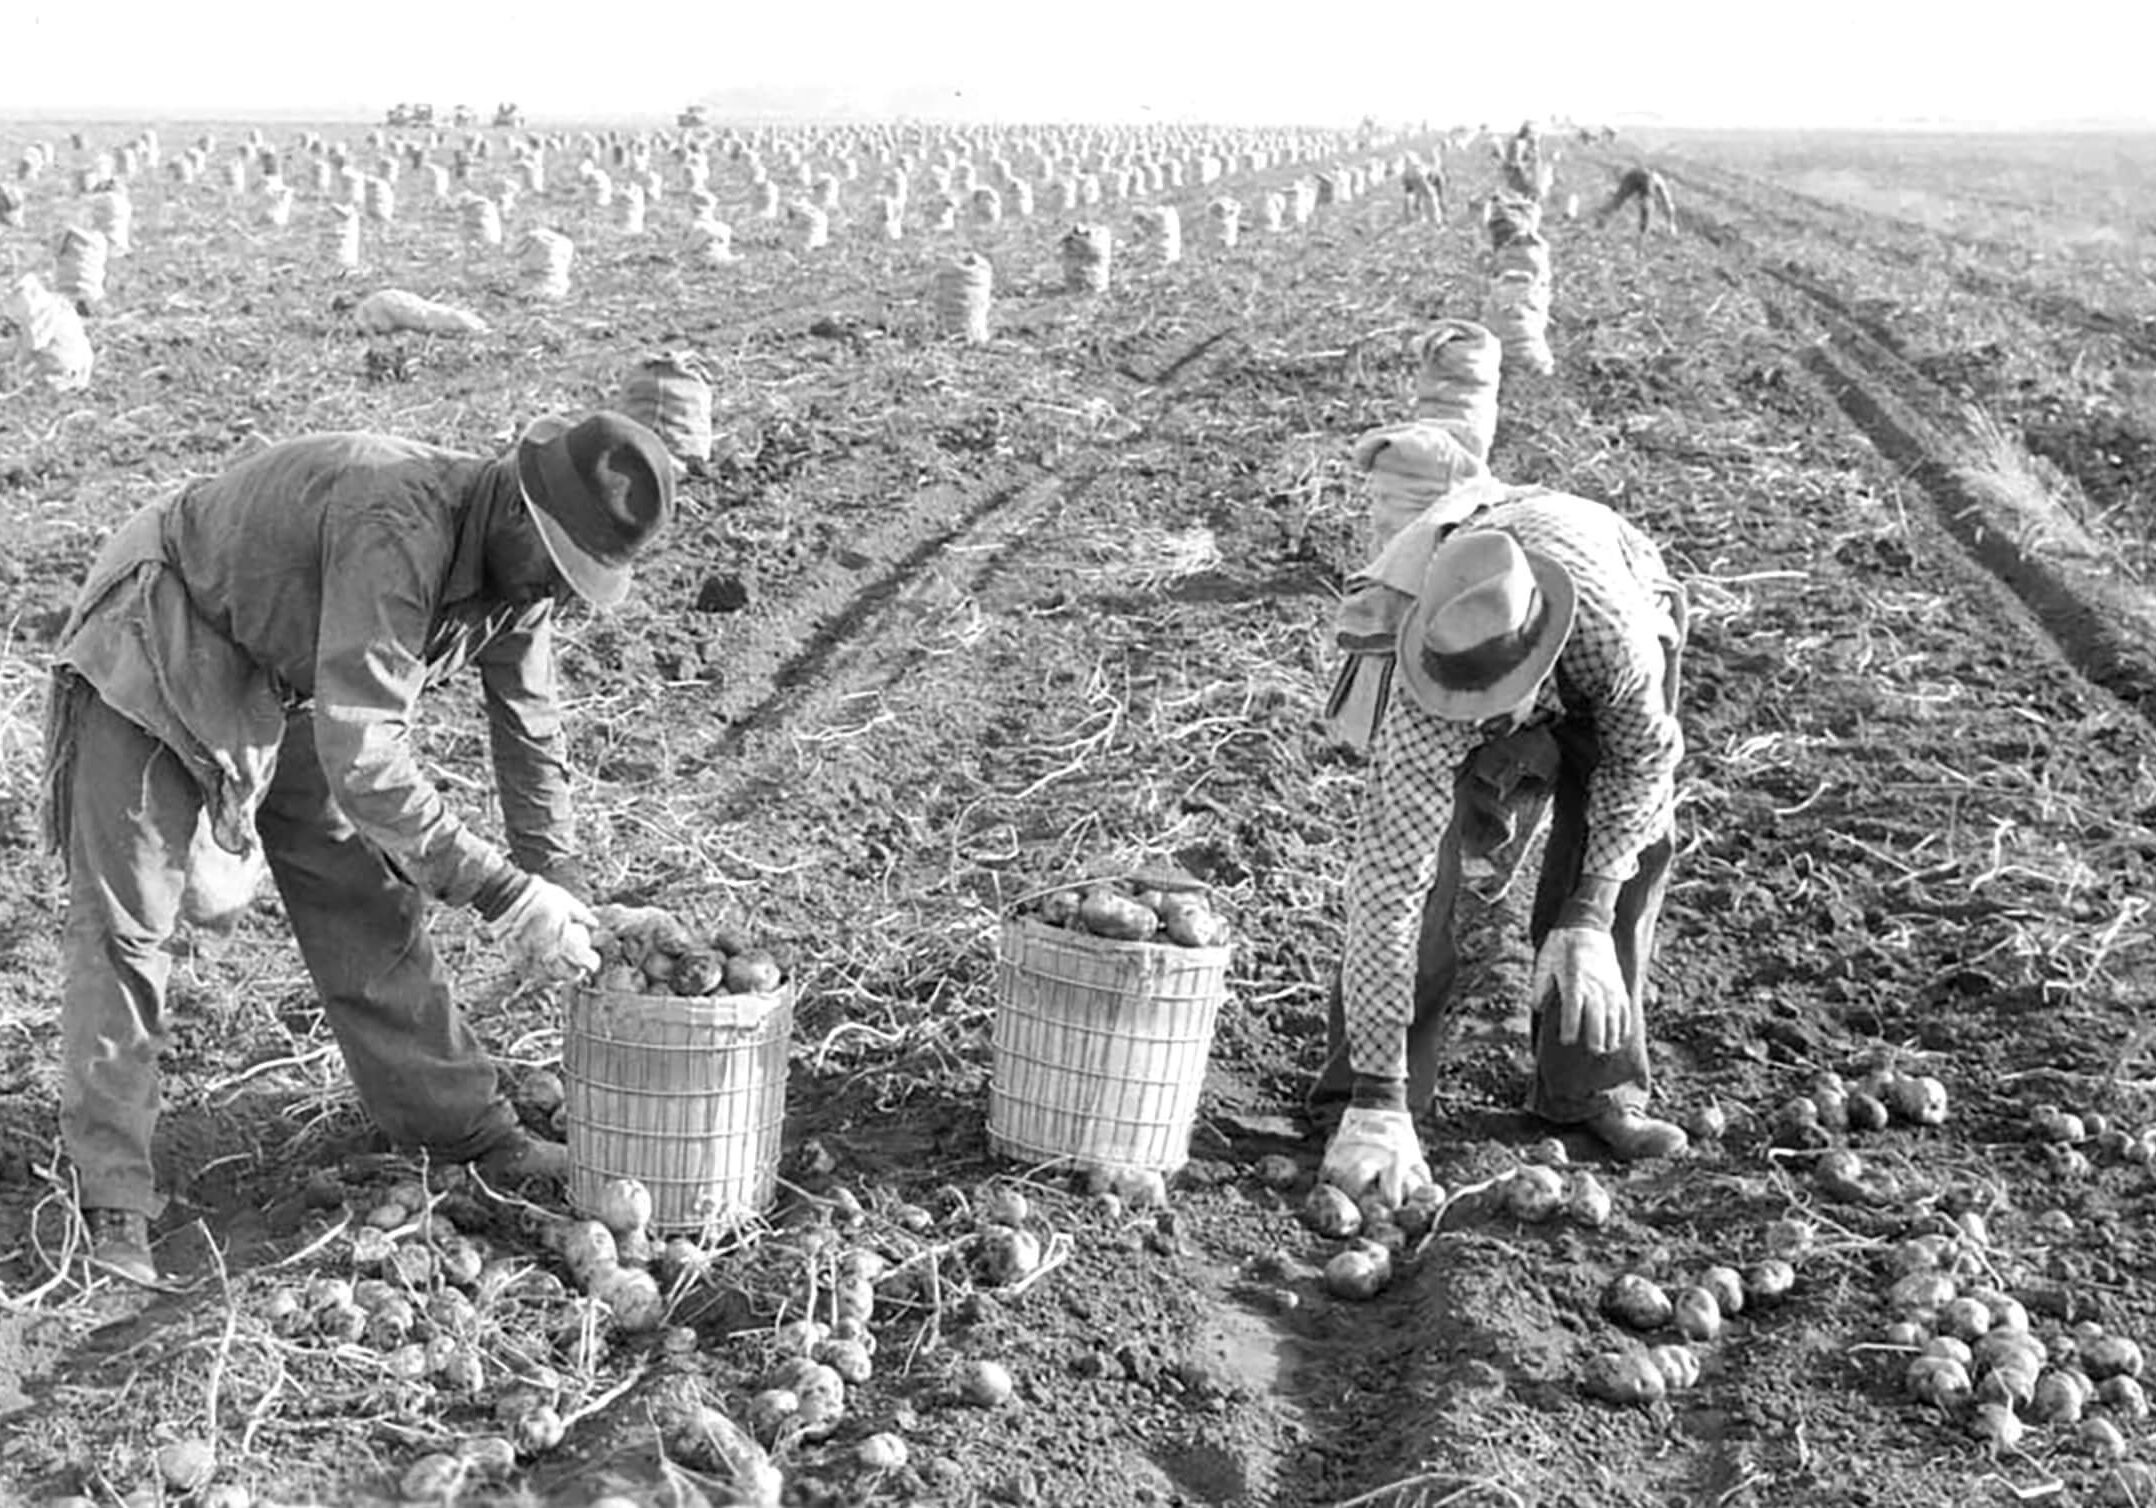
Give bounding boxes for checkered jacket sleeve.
[1339,494,1684,1082]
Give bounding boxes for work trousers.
[1313,714,1675,1123]
[58,691,517,1216]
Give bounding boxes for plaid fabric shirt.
[1340,493,1684,1081]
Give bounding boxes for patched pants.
[58,691,518,1216]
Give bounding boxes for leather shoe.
[1586,1106,1689,1162]
[85,1208,161,1287]
[471,1130,569,1187]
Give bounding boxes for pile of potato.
[587,903,786,998]
[1873,1215,2153,1461]
[1764,1065,1950,1152]
[1026,878,1231,948]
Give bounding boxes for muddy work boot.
[469,1129,569,1188]
[1585,1106,1690,1163]
[84,1208,161,1287]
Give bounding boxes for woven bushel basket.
[989,917,1229,1175]
[564,981,793,1234]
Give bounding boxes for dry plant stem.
[201,1223,238,1439]
[1326,1473,1527,1508]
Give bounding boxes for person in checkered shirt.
[1314,490,1691,1204]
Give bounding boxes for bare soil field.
[2,119,2155,1508]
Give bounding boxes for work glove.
[1528,926,1628,1055]
[494,877,601,982]
[1320,1108,1433,1209]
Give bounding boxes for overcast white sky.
[13,0,2155,128]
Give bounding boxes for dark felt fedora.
[515,410,674,609]
[1395,528,1576,722]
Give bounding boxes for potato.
[1602,1274,1673,1332]
[1937,1296,1992,1342]
[2081,1417,2129,1461]
[593,1265,666,1332]
[1845,1090,1891,1133]
[1323,1243,1392,1301]
[594,1177,654,1239]
[641,950,677,985]
[155,1440,218,1494]
[1969,1401,2024,1452]
[1905,1354,1973,1409]
[722,949,785,995]
[671,950,724,996]
[2100,1374,2150,1421]
[1647,1343,1701,1392]
[958,1358,1015,1407]
[2030,1104,2086,1144]
[1672,1286,1722,1343]
[857,1433,909,1471]
[1972,1328,2046,1374]
[458,1436,519,1482]
[1506,1164,1565,1223]
[1743,1259,1796,1307]
[1887,1074,1949,1126]
[1978,1352,2039,1409]
[1888,1270,1957,1318]
[1395,1182,1447,1239]
[1109,1165,1168,1210]
[1921,1336,1972,1367]
[1582,1349,1666,1407]
[975,1225,1043,1286]
[597,962,645,994]
[1684,1103,1728,1142]
[977,1185,1030,1225]
[1882,1320,1927,1348]
[2030,1368,2092,1424]
[748,1387,799,1442]
[1158,894,1229,948]
[1560,1169,1611,1229]
[815,1337,874,1384]
[1700,1265,1745,1318]
[558,1220,619,1289]
[1077,887,1161,942]
[1813,1149,1877,1205]
[1889,1233,1954,1275]
[1300,1184,1362,1240]
[2082,1335,2146,1381]
[1036,890,1082,929]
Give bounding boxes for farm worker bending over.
[1316,492,1690,1204]
[1401,153,1445,224]
[1598,166,1677,236]
[41,410,676,1285]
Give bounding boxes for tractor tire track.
[1681,189,2156,723]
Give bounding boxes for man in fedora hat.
[41,409,675,1285]
[1316,491,1690,1204]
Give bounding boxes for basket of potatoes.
[988,875,1234,1177]
[565,905,794,1234]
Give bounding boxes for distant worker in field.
[42,410,676,1286]
[1497,121,1552,200]
[1598,165,1678,236]
[1401,152,1446,224]
[1314,489,1691,1205]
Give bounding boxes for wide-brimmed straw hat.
[1394,528,1576,721]
[515,410,674,609]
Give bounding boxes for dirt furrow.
[1675,185,2156,723]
